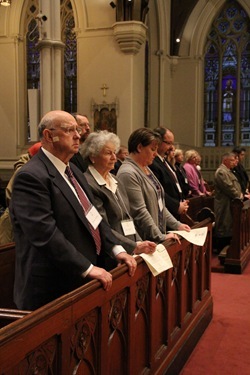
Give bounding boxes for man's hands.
[134,241,156,255]
[178,200,189,215]
[87,253,138,292]
[116,252,137,276]
[165,232,181,244]
[88,266,113,291]
[178,223,191,232]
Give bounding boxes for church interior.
[0,0,250,374]
[1,0,250,183]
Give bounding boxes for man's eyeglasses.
[78,122,90,128]
[49,126,83,135]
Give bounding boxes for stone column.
[38,0,64,115]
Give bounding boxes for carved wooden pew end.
[217,199,250,274]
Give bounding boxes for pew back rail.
[0,220,213,375]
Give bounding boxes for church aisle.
[180,262,250,374]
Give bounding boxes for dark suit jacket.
[110,159,122,175]
[70,151,89,173]
[149,156,182,219]
[233,163,249,194]
[175,163,191,199]
[84,169,141,251]
[10,149,122,310]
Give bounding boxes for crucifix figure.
[100,83,109,97]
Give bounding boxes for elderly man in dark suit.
[149,127,189,220]
[10,110,136,310]
[70,113,91,172]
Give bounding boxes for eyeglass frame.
[162,140,174,145]
[48,126,83,135]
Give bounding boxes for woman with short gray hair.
[81,131,156,270]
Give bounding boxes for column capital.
[112,21,147,55]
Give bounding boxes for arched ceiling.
[170,0,199,55]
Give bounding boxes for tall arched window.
[204,0,250,147]
[25,0,77,141]
[25,0,40,140]
[61,0,77,113]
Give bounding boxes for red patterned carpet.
[180,260,250,374]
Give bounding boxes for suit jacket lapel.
[38,150,92,230]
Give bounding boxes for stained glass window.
[26,18,40,89]
[204,0,250,146]
[26,1,39,140]
[25,0,77,139]
[61,0,77,113]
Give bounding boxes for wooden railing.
[0,220,213,374]
[180,195,214,227]
[0,242,15,309]
[219,199,250,274]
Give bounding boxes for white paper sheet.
[138,243,173,276]
[168,226,208,246]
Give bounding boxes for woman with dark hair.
[117,128,190,243]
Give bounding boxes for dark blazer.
[233,163,249,194]
[149,156,182,219]
[70,151,89,173]
[110,159,122,175]
[84,168,141,252]
[10,149,122,310]
[175,163,191,199]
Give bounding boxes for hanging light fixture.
[0,0,11,6]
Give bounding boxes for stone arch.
[179,0,250,58]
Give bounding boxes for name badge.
[86,205,102,229]
[158,197,164,212]
[121,219,136,236]
[176,182,182,193]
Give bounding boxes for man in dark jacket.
[232,146,249,195]
[149,127,189,220]
[10,110,136,310]
[70,113,91,172]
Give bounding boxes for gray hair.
[222,152,235,161]
[81,130,120,159]
[37,115,54,139]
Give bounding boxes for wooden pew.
[181,195,215,226]
[0,308,30,328]
[0,242,16,308]
[0,219,213,374]
[218,198,250,274]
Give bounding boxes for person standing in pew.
[213,152,243,252]
[183,150,211,197]
[10,110,137,310]
[70,113,91,172]
[0,142,41,245]
[110,145,129,175]
[117,128,190,243]
[149,127,189,220]
[232,146,250,196]
[174,148,192,199]
[81,130,156,270]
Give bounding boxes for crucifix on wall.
[100,83,109,97]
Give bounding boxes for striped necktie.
[65,166,101,254]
